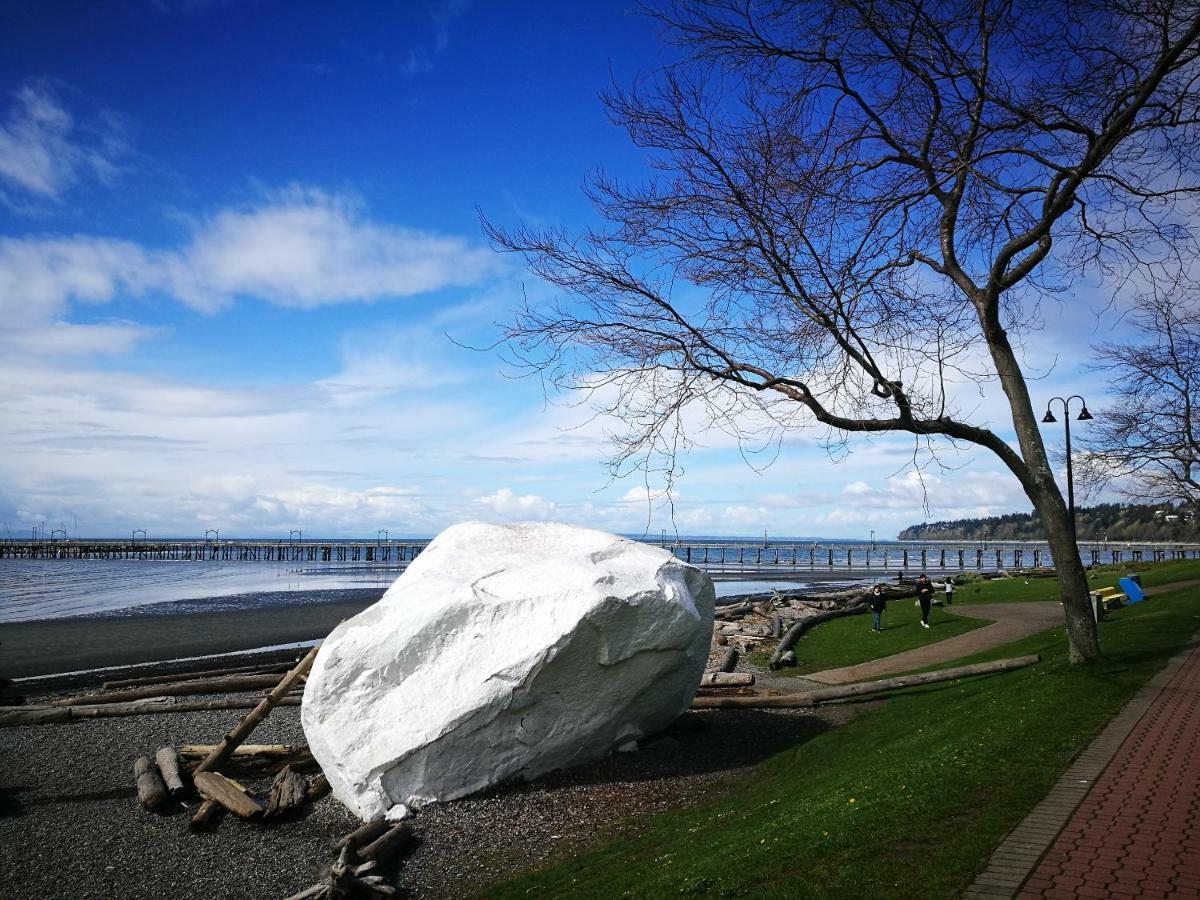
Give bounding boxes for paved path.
[805,601,1063,684]
[964,636,1200,899]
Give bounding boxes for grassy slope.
[762,598,988,676]
[482,563,1200,899]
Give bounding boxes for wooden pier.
[0,540,426,564]
[3,538,1199,574]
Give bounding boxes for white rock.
[301,521,715,820]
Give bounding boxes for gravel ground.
[0,684,851,899]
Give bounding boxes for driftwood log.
[52,673,303,707]
[698,671,755,688]
[194,644,319,776]
[768,603,868,669]
[134,756,169,810]
[190,799,222,831]
[284,845,399,900]
[333,818,389,854]
[358,822,414,863]
[155,746,187,798]
[717,647,739,673]
[179,743,315,773]
[306,773,331,802]
[103,660,292,690]
[193,771,265,819]
[693,655,1041,709]
[0,695,302,728]
[265,765,309,818]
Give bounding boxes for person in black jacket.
[867,584,886,633]
[916,574,934,628]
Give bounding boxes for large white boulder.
[301,521,714,820]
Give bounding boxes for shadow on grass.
[473,708,836,800]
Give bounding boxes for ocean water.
[0,559,401,623]
[0,558,863,623]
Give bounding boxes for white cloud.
[168,188,497,311]
[0,188,499,333]
[837,469,1028,518]
[0,82,126,201]
[476,488,557,520]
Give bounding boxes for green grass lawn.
[761,600,988,676]
[479,566,1200,899]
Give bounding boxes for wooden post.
[194,644,320,776]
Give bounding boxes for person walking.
[944,575,955,606]
[916,574,934,628]
[867,584,886,633]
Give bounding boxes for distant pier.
[3,538,1198,575]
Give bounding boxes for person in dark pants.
[916,574,934,628]
[867,584,886,633]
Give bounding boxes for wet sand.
[0,596,378,678]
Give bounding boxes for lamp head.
[1077,406,1094,421]
[1042,409,1057,424]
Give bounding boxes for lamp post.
[1041,395,1094,541]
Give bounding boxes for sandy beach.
[0,675,840,899]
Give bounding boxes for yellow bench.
[1089,586,1124,619]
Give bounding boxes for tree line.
[898,503,1200,543]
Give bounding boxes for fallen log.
[103,660,292,690]
[193,771,265,819]
[52,673,302,707]
[194,644,320,775]
[155,746,187,799]
[180,742,307,758]
[179,743,314,772]
[265,765,309,818]
[333,818,389,854]
[717,647,739,673]
[693,654,1041,709]
[698,671,755,688]
[358,822,414,863]
[134,755,169,810]
[772,614,783,638]
[768,603,867,669]
[0,695,302,727]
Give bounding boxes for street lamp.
[1041,395,1094,540]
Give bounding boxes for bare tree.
[485,0,1200,663]
[1079,294,1200,507]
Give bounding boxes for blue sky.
[0,0,1115,540]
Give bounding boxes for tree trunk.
[979,321,1101,662]
[1033,489,1101,663]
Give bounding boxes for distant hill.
[897,502,1200,542]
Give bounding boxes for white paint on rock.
[301,521,715,820]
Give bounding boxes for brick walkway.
[964,637,1200,899]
